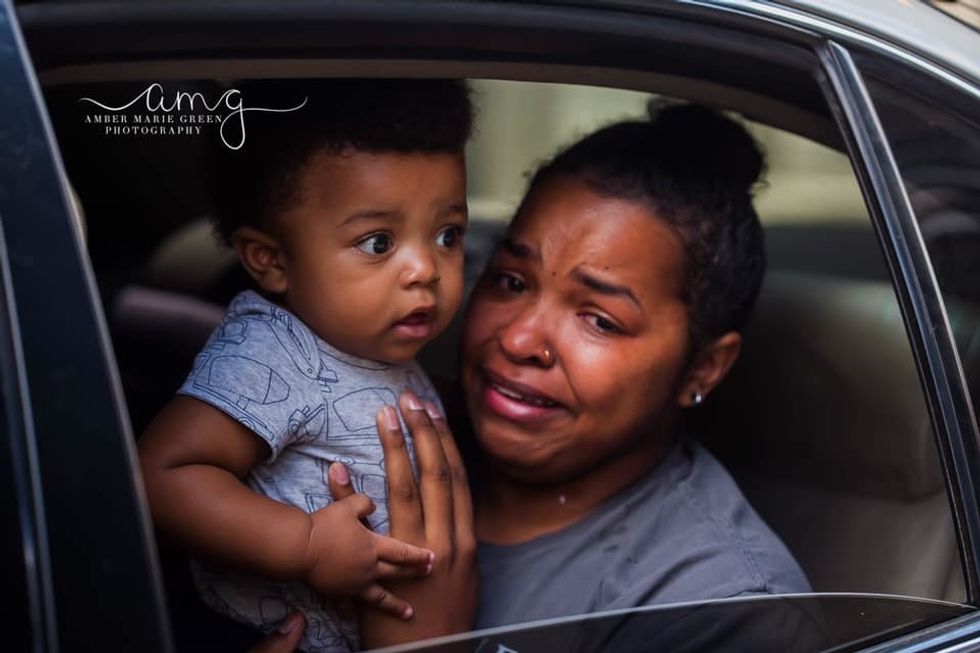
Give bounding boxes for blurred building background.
[465,80,867,227]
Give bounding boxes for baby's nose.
[400,248,440,287]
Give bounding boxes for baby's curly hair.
[208,78,473,245]
[521,102,767,353]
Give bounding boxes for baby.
[138,79,472,652]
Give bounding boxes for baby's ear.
[231,226,288,294]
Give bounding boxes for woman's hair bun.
[646,101,765,194]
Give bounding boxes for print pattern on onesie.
[178,290,440,653]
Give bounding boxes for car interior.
[25,8,980,641]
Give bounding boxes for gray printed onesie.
[177,290,439,653]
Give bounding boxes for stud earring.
[692,390,704,406]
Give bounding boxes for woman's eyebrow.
[501,237,539,261]
[571,267,642,311]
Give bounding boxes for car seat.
[696,270,979,602]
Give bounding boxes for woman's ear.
[677,331,742,408]
[231,226,288,294]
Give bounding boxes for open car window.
[40,71,967,636]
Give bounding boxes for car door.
[7,0,980,651]
[0,1,171,650]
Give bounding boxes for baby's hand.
[302,463,434,620]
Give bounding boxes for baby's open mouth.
[392,306,436,339]
[397,308,433,325]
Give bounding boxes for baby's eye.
[356,233,393,255]
[435,225,464,249]
[582,313,623,335]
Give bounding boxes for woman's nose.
[399,245,440,288]
[498,303,556,368]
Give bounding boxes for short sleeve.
[177,296,329,460]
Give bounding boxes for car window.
[39,72,963,609]
[855,55,980,427]
[383,594,972,653]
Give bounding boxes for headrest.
[145,218,236,295]
[700,271,957,501]
[112,285,225,347]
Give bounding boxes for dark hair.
[209,78,473,245]
[522,102,766,352]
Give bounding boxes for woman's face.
[461,175,692,484]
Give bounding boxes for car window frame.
[814,40,980,649]
[820,33,980,573]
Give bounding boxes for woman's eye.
[356,233,393,255]
[583,313,622,335]
[493,272,526,294]
[435,225,464,249]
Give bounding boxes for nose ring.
[542,347,555,365]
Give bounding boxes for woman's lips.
[480,370,565,422]
[392,307,435,339]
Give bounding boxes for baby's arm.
[138,395,433,618]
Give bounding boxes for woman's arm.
[338,392,478,648]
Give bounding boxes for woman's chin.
[464,369,574,472]
[474,420,565,473]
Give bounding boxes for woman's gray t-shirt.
[476,440,810,629]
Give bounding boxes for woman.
[260,103,810,651]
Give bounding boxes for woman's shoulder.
[603,440,810,606]
[685,441,809,585]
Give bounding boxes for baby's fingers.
[372,531,435,567]
[337,493,376,521]
[327,463,356,501]
[358,583,414,620]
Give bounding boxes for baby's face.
[275,149,467,364]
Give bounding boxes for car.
[1,0,979,650]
